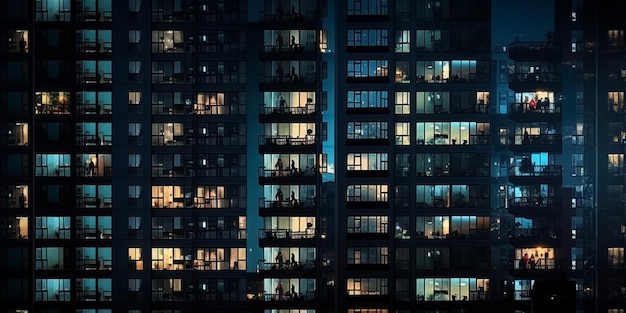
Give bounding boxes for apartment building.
[1,1,626,313]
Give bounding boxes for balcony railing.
[259,228,315,240]
[259,135,316,146]
[259,73,317,85]
[509,72,561,84]
[510,101,562,114]
[507,196,560,208]
[259,197,317,210]
[510,134,561,146]
[257,259,315,271]
[508,41,561,55]
[512,257,560,270]
[259,166,317,178]
[508,164,562,177]
[510,228,560,239]
[260,103,316,115]
[260,290,316,302]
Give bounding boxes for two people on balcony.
[526,96,551,112]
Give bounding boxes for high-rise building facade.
[334,0,496,312]
[1,1,626,313]
[254,0,331,311]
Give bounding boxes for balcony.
[507,196,561,216]
[259,102,317,123]
[258,5,318,23]
[256,289,317,304]
[509,101,562,120]
[508,72,562,92]
[258,197,317,216]
[508,164,562,184]
[257,259,316,272]
[509,227,560,245]
[509,134,562,152]
[259,135,317,154]
[260,42,318,59]
[510,258,562,278]
[258,228,316,246]
[258,166,317,184]
[258,73,318,91]
[508,42,561,61]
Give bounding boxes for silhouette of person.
[89,160,95,176]
[275,158,284,174]
[275,33,283,50]
[291,66,298,81]
[19,36,26,53]
[291,5,299,21]
[275,188,284,206]
[523,130,530,144]
[276,63,284,82]
[19,192,26,208]
[275,282,284,300]
[291,35,297,50]
[275,251,283,268]
[523,253,529,269]
[276,0,284,20]
[278,96,287,113]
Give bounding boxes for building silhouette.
[0,1,624,313]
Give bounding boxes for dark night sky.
[492,0,555,45]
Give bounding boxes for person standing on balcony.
[19,193,26,208]
[275,251,283,269]
[275,188,284,206]
[275,158,284,175]
[290,35,297,50]
[19,36,27,53]
[275,0,284,20]
[278,95,287,113]
[275,33,284,51]
[275,282,284,300]
[276,63,284,82]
